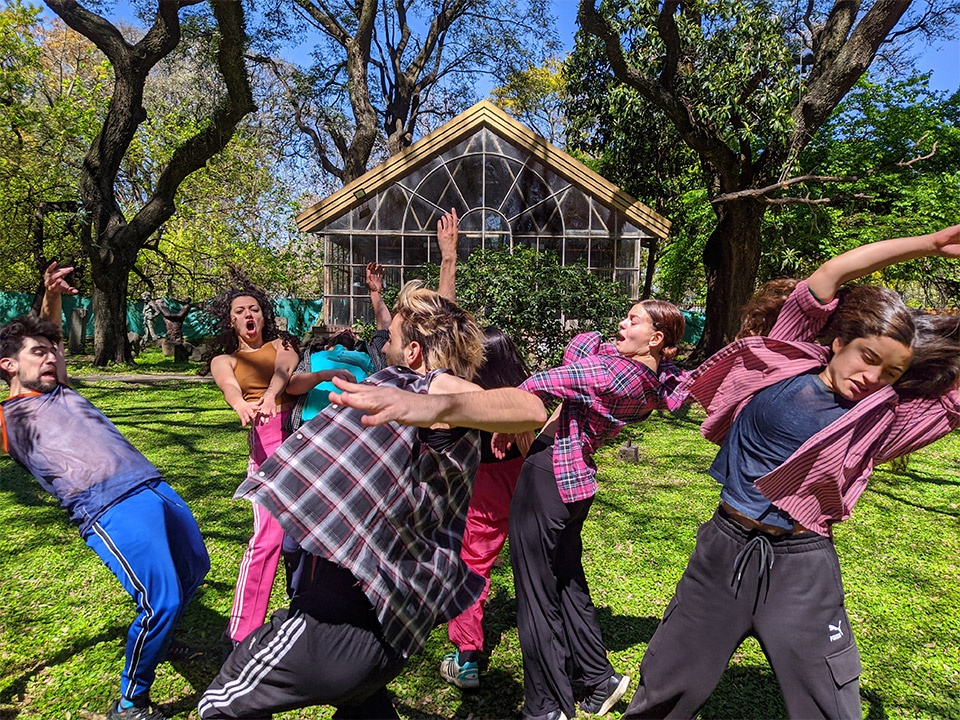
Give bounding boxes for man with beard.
[0,264,209,720]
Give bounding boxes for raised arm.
[40,262,77,386]
[365,262,392,331]
[808,224,960,302]
[330,375,548,432]
[437,208,459,302]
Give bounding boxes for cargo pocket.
[826,642,863,718]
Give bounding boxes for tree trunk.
[91,259,134,365]
[694,199,765,362]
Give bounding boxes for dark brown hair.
[0,314,61,384]
[820,285,915,350]
[199,270,298,375]
[895,312,960,399]
[737,278,799,339]
[641,299,685,362]
[475,326,530,390]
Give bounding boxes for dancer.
[202,278,343,647]
[621,225,960,719]
[0,264,208,720]
[334,299,687,720]
[440,326,532,690]
[198,282,487,719]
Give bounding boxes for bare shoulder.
[428,373,482,395]
[210,353,237,374]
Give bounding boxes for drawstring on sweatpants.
[731,532,775,611]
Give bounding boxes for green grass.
[1,385,958,719]
[65,346,202,376]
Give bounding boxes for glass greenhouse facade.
[296,102,670,328]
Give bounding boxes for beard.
[20,373,58,393]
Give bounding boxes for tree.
[0,4,108,294]
[576,0,960,358]
[44,0,255,365]
[491,58,568,145]
[420,246,632,368]
[253,0,558,185]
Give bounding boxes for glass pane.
[374,185,410,231]
[460,231,482,260]
[591,204,613,233]
[328,297,351,326]
[591,238,614,270]
[617,237,637,268]
[539,236,561,255]
[352,265,369,295]
[484,156,521,210]
[449,154,485,208]
[380,235,402,265]
[564,236,588,265]
[403,194,443,232]
[329,263,351,295]
[354,297,374,324]
[404,236,427,266]
[616,270,638,299]
[353,235,376,265]
[560,191,590,230]
[384,266,403,291]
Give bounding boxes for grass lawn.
[1,380,958,719]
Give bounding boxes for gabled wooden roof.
[295,100,671,238]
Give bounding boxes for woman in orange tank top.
[201,278,301,648]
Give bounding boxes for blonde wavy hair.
[393,281,485,381]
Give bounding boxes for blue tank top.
[1,385,160,533]
[710,372,852,529]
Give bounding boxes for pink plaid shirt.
[519,332,686,503]
[680,280,960,535]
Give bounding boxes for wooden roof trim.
[295,100,671,238]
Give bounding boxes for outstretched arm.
[366,262,392,331]
[808,224,960,302]
[39,262,77,386]
[437,208,459,302]
[329,375,548,432]
[258,341,300,421]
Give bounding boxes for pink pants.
[448,456,525,652]
[227,412,288,643]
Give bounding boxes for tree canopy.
[573,0,960,358]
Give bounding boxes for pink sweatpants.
[448,455,525,652]
[227,412,289,643]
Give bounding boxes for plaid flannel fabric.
[519,332,686,503]
[237,366,483,657]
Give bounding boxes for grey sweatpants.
[624,507,862,720]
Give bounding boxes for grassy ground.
[1,381,958,719]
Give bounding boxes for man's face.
[10,337,59,393]
[820,334,913,402]
[383,313,411,368]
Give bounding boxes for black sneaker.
[578,673,630,716]
[164,638,205,661]
[106,696,167,720]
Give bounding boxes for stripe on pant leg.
[198,613,308,715]
[92,521,155,699]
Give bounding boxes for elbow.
[527,397,548,426]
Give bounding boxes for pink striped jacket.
[679,280,960,536]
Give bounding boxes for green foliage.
[757,75,960,307]
[2,382,959,718]
[423,246,632,368]
[491,57,568,144]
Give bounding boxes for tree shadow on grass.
[0,625,126,713]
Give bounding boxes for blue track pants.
[83,481,209,701]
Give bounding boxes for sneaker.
[578,673,630,716]
[439,649,480,689]
[164,638,204,662]
[106,696,167,720]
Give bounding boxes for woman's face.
[616,304,662,360]
[230,295,264,344]
[820,334,913,401]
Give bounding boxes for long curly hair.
[199,271,298,375]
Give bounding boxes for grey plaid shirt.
[236,366,483,657]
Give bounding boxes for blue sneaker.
[439,649,480,689]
